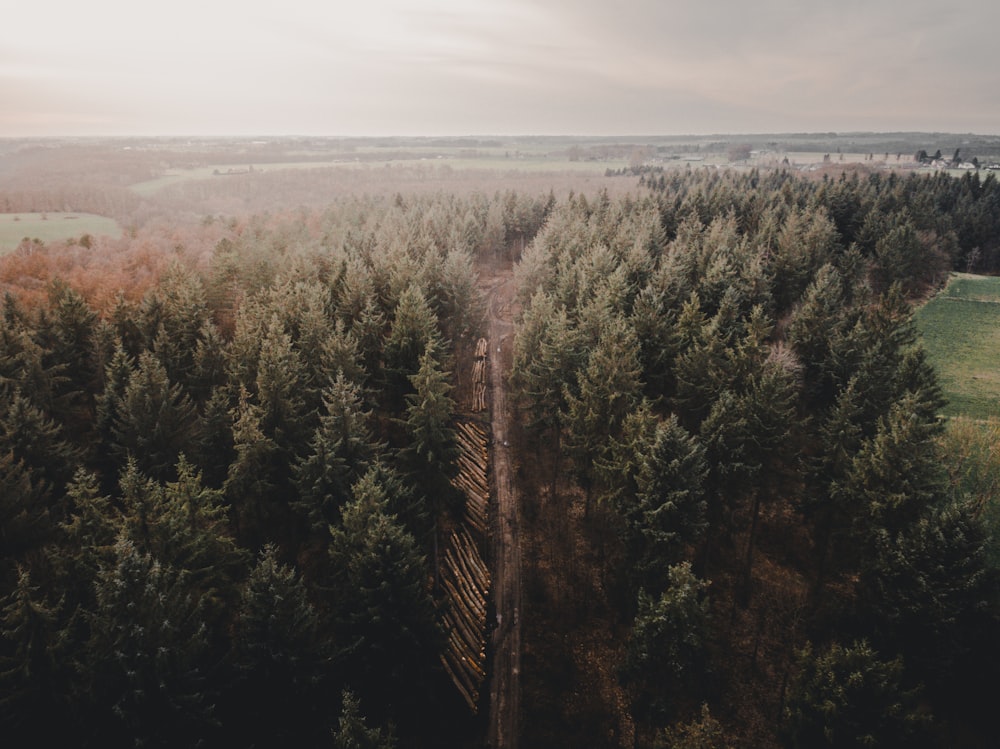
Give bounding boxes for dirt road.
[485,270,521,749]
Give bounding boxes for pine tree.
[623,563,711,723]
[84,535,216,747]
[859,497,996,691]
[328,485,440,719]
[294,373,378,536]
[254,313,309,461]
[0,388,79,501]
[782,640,928,749]
[562,316,643,512]
[224,387,283,549]
[230,544,327,746]
[399,347,459,517]
[111,351,197,482]
[383,284,442,413]
[331,690,396,749]
[0,567,75,746]
[625,416,708,596]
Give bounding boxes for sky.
[2,0,998,137]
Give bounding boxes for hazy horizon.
[4,0,998,138]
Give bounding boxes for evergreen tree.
[224,387,283,549]
[0,567,75,746]
[858,498,997,691]
[383,284,442,412]
[111,351,197,482]
[83,535,217,748]
[624,563,711,723]
[399,347,460,517]
[782,640,928,749]
[230,544,327,746]
[328,485,440,721]
[562,316,643,511]
[624,416,709,596]
[331,690,396,749]
[294,373,378,536]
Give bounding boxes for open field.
[915,273,1000,418]
[0,212,121,254]
[128,154,632,195]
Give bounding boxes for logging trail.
[482,265,521,749]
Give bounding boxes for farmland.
[0,212,121,254]
[915,273,1000,418]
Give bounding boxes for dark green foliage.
[616,415,708,596]
[0,450,52,564]
[654,704,725,749]
[383,284,443,412]
[230,544,327,746]
[0,388,78,499]
[84,535,217,747]
[858,498,997,689]
[624,563,711,722]
[0,567,75,745]
[331,690,396,749]
[224,387,283,548]
[782,640,928,749]
[112,351,198,482]
[119,457,246,619]
[328,481,440,720]
[294,373,378,535]
[562,315,643,508]
[399,347,460,515]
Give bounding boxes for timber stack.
[471,337,488,412]
[440,417,491,713]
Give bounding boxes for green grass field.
[915,273,1000,418]
[0,213,121,254]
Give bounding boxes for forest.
[1,143,1000,748]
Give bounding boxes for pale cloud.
[1,0,997,135]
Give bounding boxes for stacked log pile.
[471,337,488,412]
[454,421,489,536]
[440,418,491,712]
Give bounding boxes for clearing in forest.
[0,212,121,253]
[916,272,1000,418]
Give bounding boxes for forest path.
[482,266,521,749]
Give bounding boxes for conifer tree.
[624,416,708,596]
[624,563,711,722]
[0,567,75,746]
[84,535,216,747]
[331,690,396,749]
[400,347,459,516]
[111,351,197,482]
[562,316,643,511]
[782,640,927,749]
[294,373,378,535]
[231,544,327,746]
[328,484,440,718]
[383,284,442,412]
[225,387,282,548]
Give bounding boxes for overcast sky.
[3,0,998,137]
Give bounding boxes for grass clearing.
[915,273,1000,418]
[0,212,122,254]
